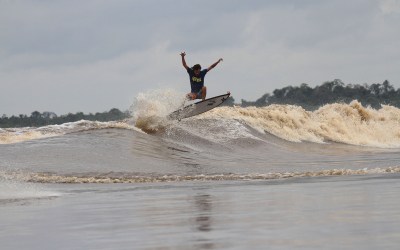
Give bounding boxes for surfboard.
[168,92,231,120]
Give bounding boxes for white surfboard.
[168,92,231,120]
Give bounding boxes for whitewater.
[1,90,400,249]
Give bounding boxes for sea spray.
[130,89,187,133]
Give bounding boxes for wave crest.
[199,101,400,148]
[0,120,139,144]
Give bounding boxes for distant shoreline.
[225,79,400,110]
[0,108,130,128]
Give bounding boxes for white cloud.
[380,0,400,14]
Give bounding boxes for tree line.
[224,79,399,110]
[0,108,130,128]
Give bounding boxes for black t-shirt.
[187,68,208,93]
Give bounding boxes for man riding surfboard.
[180,52,223,101]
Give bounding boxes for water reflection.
[194,194,213,232]
[190,193,218,249]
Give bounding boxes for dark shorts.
[188,89,202,99]
[194,89,203,99]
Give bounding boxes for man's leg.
[187,93,196,100]
[201,86,207,100]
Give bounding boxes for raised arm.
[180,52,189,70]
[207,58,223,71]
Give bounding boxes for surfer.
[180,52,223,101]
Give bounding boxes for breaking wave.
[198,101,400,148]
[0,120,141,144]
[129,90,400,148]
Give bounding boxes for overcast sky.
[1,0,400,115]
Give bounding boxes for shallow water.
[1,102,400,249]
[1,175,400,250]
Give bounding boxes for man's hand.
[180,52,189,69]
[207,58,223,71]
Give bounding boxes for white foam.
[199,101,400,148]
[6,166,400,184]
[130,89,187,133]
[0,120,142,144]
